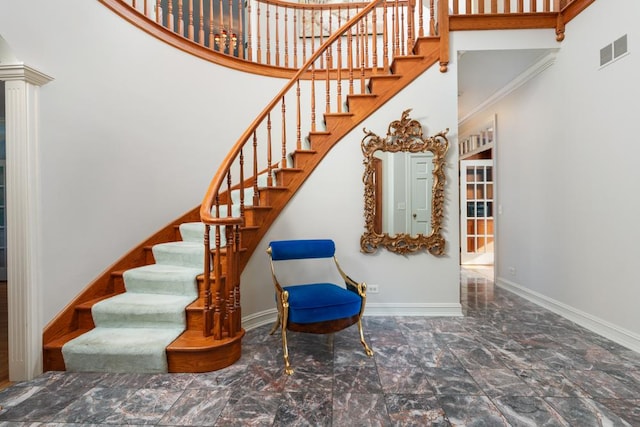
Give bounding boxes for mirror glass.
[361,109,449,255]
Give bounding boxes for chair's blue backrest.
[269,239,336,261]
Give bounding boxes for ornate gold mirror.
[361,109,449,255]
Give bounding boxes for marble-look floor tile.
[467,368,536,398]
[333,392,390,426]
[1,268,638,425]
[492,396,570,426]
[545,397,633,427]
[385,394,449,426]
[157,388,231,426]
[437,395,509,426]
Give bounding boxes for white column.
[0,64,53,381]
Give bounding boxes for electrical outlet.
[368,284,379,294]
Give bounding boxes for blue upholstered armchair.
[267,239,373,375]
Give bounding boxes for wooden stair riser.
[290,150,318,169]
[391,56,427,77]
[257,186,288,206]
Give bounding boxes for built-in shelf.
[459,115,496,160]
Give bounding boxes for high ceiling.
[457,48,557,121]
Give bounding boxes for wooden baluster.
[133,0,137,9]
[359,18,366,93]
[198,0,205,45]
[218,0,224,52]
[491,0,497,13]
[178,0,184,36]
[168,0,174,30]
[311,64,317,131]
[209,0,214,48]
[544,0,551,11]
[284,10,289,67]
[310,10,315,65]
[296,80,302,149]
[281,97,287,166]
[400,2,405,56]
[293,12,298,68]
[319,10,324,69]
[325,55,331,113]
[302,11,307,64]
[237,0,244,58]
[228,0,233,55]
[326,8,332,69]
[239,148,245,216]
[478,0,484,14]
[213,224,222,340]
[347,12,355,92]
[530,0,537,12]
[267,113,273,173]
[203,223,212,336]
[505,0,511,13]
[155,0,161,23]
[465,0,471,14]
[188,0,194,40]
[247,0,253,60]
[225,228,234,337]
[266,6,271,65]
[336,12,343,112]
[265,119,273,185]
[256,2,262,62]
[252,133,260,204]
[517,0,524,13]
[430,0,436,35]
[275,5,280,66]
[394,0,400,56]
[233,224,241,334]
[372,7,379,72]
[383,2,389,72]
[407,0,415,55]
[418,0,424,37]
[364,14,370,69]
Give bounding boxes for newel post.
[437,0,449,72]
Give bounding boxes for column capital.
[0,63,53,86]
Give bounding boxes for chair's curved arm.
[334,256,367,297]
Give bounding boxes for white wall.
[459,0,640,348]
[0,0,285,324]
[241,64,461,324]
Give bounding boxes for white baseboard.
[364,303,463,317]
[241,303,464,331]
[497,277,640,353]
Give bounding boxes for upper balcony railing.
[106,0,588,75]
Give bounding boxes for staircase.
[43,0,592,373]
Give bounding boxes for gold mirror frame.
[361,109,449,255]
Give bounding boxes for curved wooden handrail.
[200,0,383,224]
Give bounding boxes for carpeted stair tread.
[179,222,228,247]
[62,327,183,373]
[152,241,207,269]
[123,264,200,296]
[92,293,196,328]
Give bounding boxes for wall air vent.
[600,34,629,68]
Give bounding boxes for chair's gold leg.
[280,291,294,375]
[357,318,374,357]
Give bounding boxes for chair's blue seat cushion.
[284,283,361,324]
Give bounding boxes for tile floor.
[1,267,639,426]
